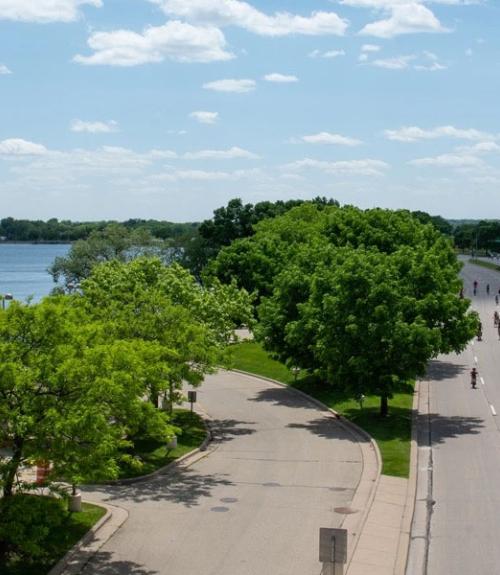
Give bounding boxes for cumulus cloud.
[71,119,118,133]
[0,64,11,74]
[74,21,234,66]
[302,132,362,146]
[309,49,345,58]
[341,1,448,38]
[361,43,381,52]
[283,157,389,176]
[189,110,219,124]
[150,0,348,36]
[0,0,101,23]
[203,78,256,92]
[385,125,497,142]
[0,138,48,156]
[263,73,298,83]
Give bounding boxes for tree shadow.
[286,416,365,443]
[81,551,158,574]
[248,386,320,409]
[86,468,234,507]
[425,360,467,382]
[209,419,257,443]
[425,412,485,446]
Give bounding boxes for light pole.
[1,293,13,310]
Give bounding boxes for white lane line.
[474,356,478,364]
[480,377,485,386]
[491,405,497,416]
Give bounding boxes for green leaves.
[213,204,477,415]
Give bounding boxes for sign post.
[187,390,197,412]
[319,528,348,575]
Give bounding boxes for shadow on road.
[248,386,319,409]
[210,418,257,443]
[423,412,485,446]
[82,551,158,574]
[286,416,366,444]
[425,360,467,382]
[88,468,234,507]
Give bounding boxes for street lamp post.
[1,293,13,310]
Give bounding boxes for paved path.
[408,259,500,575]
[81,370,371,575]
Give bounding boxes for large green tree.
[0,298,175,498]
[214,204,477,415]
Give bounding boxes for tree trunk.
[3,437,24,498]
[380,394,389,417]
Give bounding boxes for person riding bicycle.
[487,283,490,295]
[477,321,483,341]
[473,280,478,295]
[471,367,478,389]
[494,311,499,326]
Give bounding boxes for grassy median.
[469,258,500,273]
[231,341,413,478]
[118,409,206,479]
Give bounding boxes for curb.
[48,502,128,575]
[229,368,382,568]
[394,380,420,575]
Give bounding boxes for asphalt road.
[82,370,366,575]
[419,259,500,575]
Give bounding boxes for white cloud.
[203,78,256,92]
[414,61,447,71]
[151,0,348,37]
[342,1,448,38]
[361,43,381,52]
[302,132,362,146]
[183,146,259,160]
[0,0,101,23]
[74,21,234,66]
[372,55,416,69]
[263,73,298,83]
[385,125,497,142]
[0,63,11,74]
[409,153,485,168]
[309,49,345,58]
[0,138,48,156]
[70,119,118,133]
[189,110,219,124]
[284,157,389,176]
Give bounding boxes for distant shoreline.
[0,241,72,245]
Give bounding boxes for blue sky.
[0,0,498,221]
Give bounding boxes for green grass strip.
[231,341,413,478]
[118,409,206,479]
[469,258,500,273]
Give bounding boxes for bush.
[0,495,67,563]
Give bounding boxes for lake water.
[0,244,70,302]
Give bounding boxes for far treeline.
[1,208,499,254]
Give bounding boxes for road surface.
[82,370,368,575]
[410,259,500,575]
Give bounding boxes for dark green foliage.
[182,196,339,276]
[215,204,478,415]
[0,495,66,562]
[0,217,197,243]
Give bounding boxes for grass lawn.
[118,409,206,479]
[231,341,414,478]
[469,258,500,273]
[1,501,106,575]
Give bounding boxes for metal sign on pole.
[187,390,197,412]
[319,528,348,575]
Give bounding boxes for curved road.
[82,370,369,575]
[411,259,500,575]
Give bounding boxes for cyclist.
[473,280,478,295]
[471,367,478,389]
[487,283,490,295]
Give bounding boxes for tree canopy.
[210,204,477,415]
